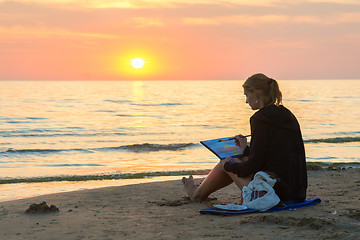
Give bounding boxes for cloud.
[182,12,360,26]
[130,17,164,27]
[0,26,119,40]
[1,0,360,11]
[292,15,327,24]
[306,0,360,4]
[183,15,291,26]
[338,12,360,22]
[292,13,360,24]
[0,0,278,9]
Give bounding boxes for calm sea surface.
[1,80,359,201]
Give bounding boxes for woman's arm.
[224,117,269,177]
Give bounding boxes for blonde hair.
[243,73,282,106]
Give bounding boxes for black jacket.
[224,105,308,201]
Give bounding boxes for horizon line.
[1,78,360,81]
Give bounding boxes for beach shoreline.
[1,163,358,203]
[0,175,200,203]
[1,168,359,239]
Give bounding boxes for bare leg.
[182,158,252,202]
[182,162,232,201]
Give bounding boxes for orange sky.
[1,0,359,80]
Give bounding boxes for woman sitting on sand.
[182,73,308,203]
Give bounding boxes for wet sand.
[1,168,359,240]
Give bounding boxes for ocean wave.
[180,124,230,129]
[101,143,197,152]
[2,161,360,184]
[3,148,92,154]
[5,121,35,124]
[305,161,360,168]
[105,99,132,103]
[333,96,360,99]
[304,137,360,144]
[39,163,106,167]
[2,131,127,138]
[0,169,211,184]
[104,100,187,106]
[131,103,186,107]
[1,143,198,155]
[331,131,360,136]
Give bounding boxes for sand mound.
[25,201,59,213]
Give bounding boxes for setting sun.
[131,58,145,69]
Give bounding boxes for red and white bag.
[242,171,280,211]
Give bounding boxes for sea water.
[1,80,359,201]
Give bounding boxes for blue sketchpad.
[199,198,321,216]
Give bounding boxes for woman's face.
[244,89,261,110]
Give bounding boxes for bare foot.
[182,175,198,201]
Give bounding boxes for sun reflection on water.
[132,81,144,102]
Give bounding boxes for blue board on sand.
[199,198,321,216]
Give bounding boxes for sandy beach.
[1,167,359,240]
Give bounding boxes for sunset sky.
[1,0,359,80]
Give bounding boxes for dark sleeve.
[243,145,250,156]
[224,117,269,177]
